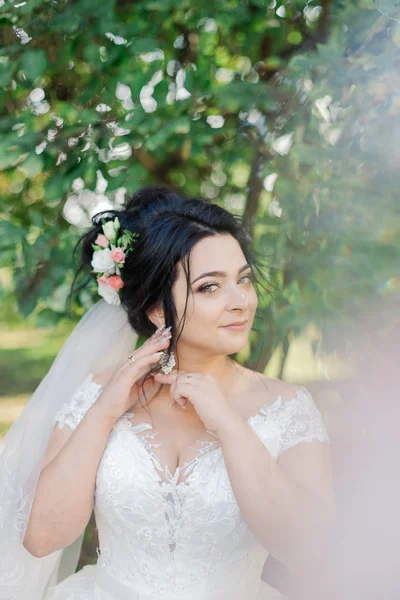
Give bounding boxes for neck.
[174,353,238,386]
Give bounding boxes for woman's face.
[172,234,258,357]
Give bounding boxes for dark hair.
[68,184,269,412]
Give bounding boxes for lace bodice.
[50,373,329,599]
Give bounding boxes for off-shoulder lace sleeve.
[54,373,103,431]
[269,386,330,457]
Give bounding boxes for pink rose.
[110,247,126,263]
[95,234,109,248]
[106,275,124,290]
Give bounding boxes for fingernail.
[152,351,164,356]
[156,325,166,335]
[164,325,172,333]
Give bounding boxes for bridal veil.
[0,299,139,599]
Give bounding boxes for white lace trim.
[54,377,329,459]
[54,373,102,430]
[248,386,330,458]
[53,375,330,485]
[119,415,222,486]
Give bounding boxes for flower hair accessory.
[91,216,139,305]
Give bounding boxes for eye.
[198,283,218,293]
[240,273,254,283]
[198,273,254,293]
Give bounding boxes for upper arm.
[278,436,334,503]
[276,384,335,519]
[40,372,111,472]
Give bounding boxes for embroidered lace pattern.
[49,375,330,599]
[53,374,102,431]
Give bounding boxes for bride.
[0,185,335,600]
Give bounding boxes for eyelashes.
[198,273,254,294]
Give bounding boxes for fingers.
[171,380,190,408]
[154,371,178,405]
[157,372,191,409]
[153,371,178,384]
[120,329,172,375]
[136,326,172,356]
[172,397,188,409]
[143,327,172,354]
[124,351,165,375]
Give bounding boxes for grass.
[0,422,11,437]
[0,322,76,396]
[0,319,76,437]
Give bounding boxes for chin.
[220,337,249,355]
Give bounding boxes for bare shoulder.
[260,375,305,403]
[237,367,305,412]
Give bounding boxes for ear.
[146,305,165,330]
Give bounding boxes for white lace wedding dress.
[45,374,329,600]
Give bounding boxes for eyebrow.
[191,263,252,285]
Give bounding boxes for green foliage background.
[1,0,400,376]
[1,0,400,572]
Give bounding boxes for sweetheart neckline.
[111,387,307,486]
[119,423,223,487]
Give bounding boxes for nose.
[226,284,249,310]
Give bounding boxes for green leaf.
[19,50,48,81]
[0,150,21,170]
[44,176,65,202]
[0,221,27,249]
[132,38,160,54]
[28,210,44,229]
[152,79,169,106]
[0,60,14,88]
[82,43,102,66]
[36,308,64,328]
[145,117,191,151]
[0,247,15,268]
[21,153,44,178]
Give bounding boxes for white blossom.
[102,221,117,242]
[91,248,115,274]
[97,281,121,305]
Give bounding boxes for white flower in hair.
[90,216,139,305]
[102,217,120,243]
[91,248,115,275]
[97,280,121,305]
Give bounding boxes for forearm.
[217,414,334,576]
[23,403,115,557]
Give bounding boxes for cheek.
[176,293,223,334]
[189,293,222,323]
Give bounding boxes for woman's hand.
[95,325,172,423]
[153,370,240,435]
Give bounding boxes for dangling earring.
[159,348,176,374]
